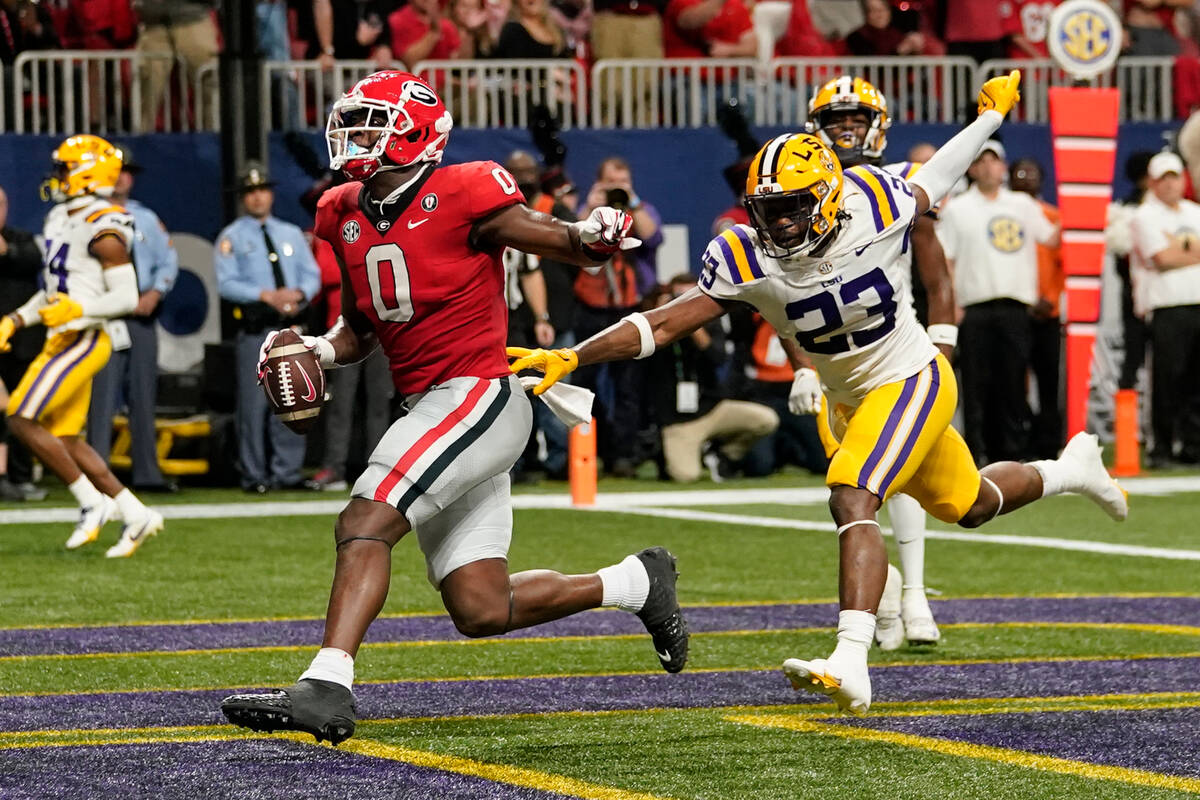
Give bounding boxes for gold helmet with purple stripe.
[743,133,843,259]
[805,76,891,167]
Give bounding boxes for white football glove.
[788,368,823,416]
[256,329,336,383]
[574,206,642,257]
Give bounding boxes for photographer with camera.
[573,157,663,477]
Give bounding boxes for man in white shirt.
[1130,151,1200,466]
[937,140,1058,465]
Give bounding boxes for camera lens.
[604,188,630,209]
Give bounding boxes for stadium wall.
[1,124,1176,270]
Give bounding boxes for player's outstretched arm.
[909,70,1021,215]
[475,204,639,269]
[510,288,728,394]
[912,216,957,360]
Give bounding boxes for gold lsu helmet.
[805,76,891,167]
[743,133,844,259]
[40,134,123,203]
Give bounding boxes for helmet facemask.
[814,108,875,167]
[745,185,835,259]
[326,99,406,180]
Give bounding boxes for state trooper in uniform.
[215,162,320,493]
[88,145,180,492]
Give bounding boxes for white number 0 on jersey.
[365,243,414,323]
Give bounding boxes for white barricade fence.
[12,50,217,135]
[413,60,587,130]
[978,57,1174,124]
[260,60,404,132]
[766,56,977,125]
[591,59,759,128]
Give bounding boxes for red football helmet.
[326,70,454,181]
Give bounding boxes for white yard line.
[604,506,1200,562]
[1,476,1198,562]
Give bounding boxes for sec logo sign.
[1047,0,1122,80]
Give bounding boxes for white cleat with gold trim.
[782,653,871,715]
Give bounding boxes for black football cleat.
[221,678,357,745]
[635,547,689,673]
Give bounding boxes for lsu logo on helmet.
[806,76,891,167]
[41,134,123,203]
[743,133,844,259]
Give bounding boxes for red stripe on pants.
[373,378,490,504]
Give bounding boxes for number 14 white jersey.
[698,164,936,407]
[39,196,135,334]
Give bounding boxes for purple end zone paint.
[3,596,1196,657]
[839,707,1200,779]
[0,739,576,799]
[1,657,1196,733]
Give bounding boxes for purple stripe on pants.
[857,371,919,491]
[30,329,100,419]
[877,359,940,497]
[13,330,88,417]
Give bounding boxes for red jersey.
[1000,0,1058,57]
[663,0,752,58]
[314,161,525,395]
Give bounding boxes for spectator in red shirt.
[775,0,837,57]
[942,0,1009,62]
[1001,0,1057,59]
[663,0,756,59]
[390,0,463,64]
[449,0,497,57]
[847,0,926,56]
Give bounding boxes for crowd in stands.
[3,1,1198,72]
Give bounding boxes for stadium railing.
[12,49,217,135]
[412,60,588,130]
[764,56,976,124]
[591,58,759,128]
[978,57,1174,124]
[2,53,1181,134]
[261,59,407,132]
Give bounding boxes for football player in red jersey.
[221,71,690,745]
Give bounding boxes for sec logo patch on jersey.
[988,217,1025,252]
[342,220,361,243]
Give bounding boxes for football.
[260,329,326,434]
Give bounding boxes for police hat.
[114,144,143,174]
[238,161,275,193]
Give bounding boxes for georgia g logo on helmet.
[325,70,454,182]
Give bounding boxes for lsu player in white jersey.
[510,71,1128,715]
[0,135,164,557]
[803,75,953,650]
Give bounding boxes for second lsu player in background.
[0,135,164,558]
[510,71,1129,715]
[801,75,952,650]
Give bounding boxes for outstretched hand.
[575,206,642,257]
[977,69,1021,117]
[507,346,579,395]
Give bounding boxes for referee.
[936,140,1058,465]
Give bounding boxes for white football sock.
[1031,459,1070,497]
[299,647,355,690]
[113,488,148,522]
[831,609,875,663]
[68,475,104,508]
[887,494,926,592]
[597,554,650,612]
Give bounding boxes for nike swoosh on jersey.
[407,219,429,229]
[855,241,873,256]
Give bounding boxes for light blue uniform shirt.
[126,198,179,296]
[214,214,320,304]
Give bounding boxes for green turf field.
[1,475,1198,798]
